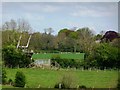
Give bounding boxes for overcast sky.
[1,1,118,35]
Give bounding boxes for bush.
[8,78,13,85]
[86,43,120,69]
[14,71,26,87]
[54,83,66,89]
[51,55,81,68]
[2,45,33,68]
[2,69,7,85]
[54,73,76,89]
[78,85,87,89]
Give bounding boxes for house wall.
[34,59,51,66]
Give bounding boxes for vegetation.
[2,19,120,70]
[2,69,7,85]
[8,78,13,85]
[2,45,33,68]
[51,55,82,68]
[85,43,120,69]
[94,43,120,69]
[54,73,76,89]
[14,71,26,87]
[1,19,120,88]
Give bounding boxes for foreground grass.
[3,68,118,88]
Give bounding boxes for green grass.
[32,53,85,60]
[3,68,118,88]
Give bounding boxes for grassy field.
[32,53,85,60]
[3,68,118,88]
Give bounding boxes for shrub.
[54,83,66,89]
[78,85,87,89]
[87,43,120,69]
[2,45,33,68]
[14,71,26,87]
[54,73,76,89]
[8,78,13,85]
[2,69,7,84]
[51,55,81,68]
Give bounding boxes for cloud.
[71,9,113,17]
[42,5,61,13]
[70,3,117,17]
[67,21,81,27]
[24,13,45,21]
[18,3,62,13]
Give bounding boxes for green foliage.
[15,71,26,87]
[51,55,82,68]
[2,45,32,68]
[58,28,69,36]
[2,30,20,46]
[2,26,95,53]
[2,20,120,70]
[60,74,75,88]
[2,69,7,85]
[87,43,120,69]
[8,78,13,85]
[78,85,87,89]
[54,73,76,89]
[94,34,102,40]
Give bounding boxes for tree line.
[2,19,120,69]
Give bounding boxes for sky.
[1,1,119,35]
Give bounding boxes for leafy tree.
[94,34,102,40]
[2,45,32,68]
[92,43,120,69]
[68,31,78,39]
[110,38,120,48]
[15,71,26,87]
[29,32,42,51]
[2,30,20,46]
[58,29,78,52]
[40,33,55,51]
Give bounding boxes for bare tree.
[10,19,17,31]
[2,21,10,30]
[44,28,54,35]
[17,19,31,33]
[77,27,95,54]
